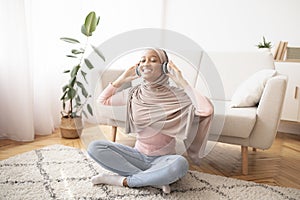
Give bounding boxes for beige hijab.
[125,48,210,164]
[127,73,192,138]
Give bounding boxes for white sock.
[154,185,171,194]
[91,174,125,187]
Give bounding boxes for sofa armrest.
[249,75,287,149]
[95,69,131,127]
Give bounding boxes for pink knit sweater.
[98,83,213,156]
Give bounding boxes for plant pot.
[60,117,83,139]
[258,48,271,52]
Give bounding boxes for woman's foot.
[162,185,171,194]
[154,185,171,194]
[91,174,125,187]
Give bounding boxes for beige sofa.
[94,51,287,175]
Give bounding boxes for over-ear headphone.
[135,64,141,76]
[136,49,169,76]
[161,49,169,74]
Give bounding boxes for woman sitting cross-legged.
[87,48,214,194]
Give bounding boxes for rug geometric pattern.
[0,145,299,200]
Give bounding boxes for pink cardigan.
[98,83,213,156]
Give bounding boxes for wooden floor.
[0,125,299,190]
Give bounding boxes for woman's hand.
[167,60,189,88]
[112,64,139,88]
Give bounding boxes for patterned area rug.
[0,145,299,200]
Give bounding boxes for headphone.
[136,49,169,76]
[161,49,169,74]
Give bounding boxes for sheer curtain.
[0,0,61,141]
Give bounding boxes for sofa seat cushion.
[210,100,257,138]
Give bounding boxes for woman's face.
[139,50,163,82]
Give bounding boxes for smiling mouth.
[142,68,152,73]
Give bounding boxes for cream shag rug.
[0,145,299,200]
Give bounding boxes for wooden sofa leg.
[241,146,248,175]
[111,126,117,142]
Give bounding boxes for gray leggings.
[87,140,189,187]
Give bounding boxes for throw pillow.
[231,69,277,107]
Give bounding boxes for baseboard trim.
[278,120,300,135]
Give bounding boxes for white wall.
[163,0,300,52]
[32,0,300,66]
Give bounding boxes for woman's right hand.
[112,64,140,88]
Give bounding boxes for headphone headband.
[161,49,169,62]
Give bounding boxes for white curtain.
[0,0,61,141]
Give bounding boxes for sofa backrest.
[95,51,275,103]
[193,51,275,101]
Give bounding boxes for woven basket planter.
[60,117,83,139]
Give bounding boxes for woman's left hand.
[167,60,189,88]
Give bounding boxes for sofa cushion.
[230,69,277,107]
[210,100,257,138]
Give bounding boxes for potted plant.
[60,11,105,138]
[256,36,272,50]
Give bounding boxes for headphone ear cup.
[135,65,141,76]
[162,62,168,74]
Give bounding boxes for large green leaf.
[83,11,98,36]
[67,88,76,99]
[86,12,97,33]
[91,45,105,61]
[71,49,84,54]
[84,59,94,69]
[66,55,77,58]
[60,37,80,44]
[75,95,81,104]
[69,76,76,87]
[62,84,68,92]
[80,85,88,98]
[81,25,90,36]
[71,65,80,78]
[76,81,88,98]
[76,81,84,88]
[87,104,93,116]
